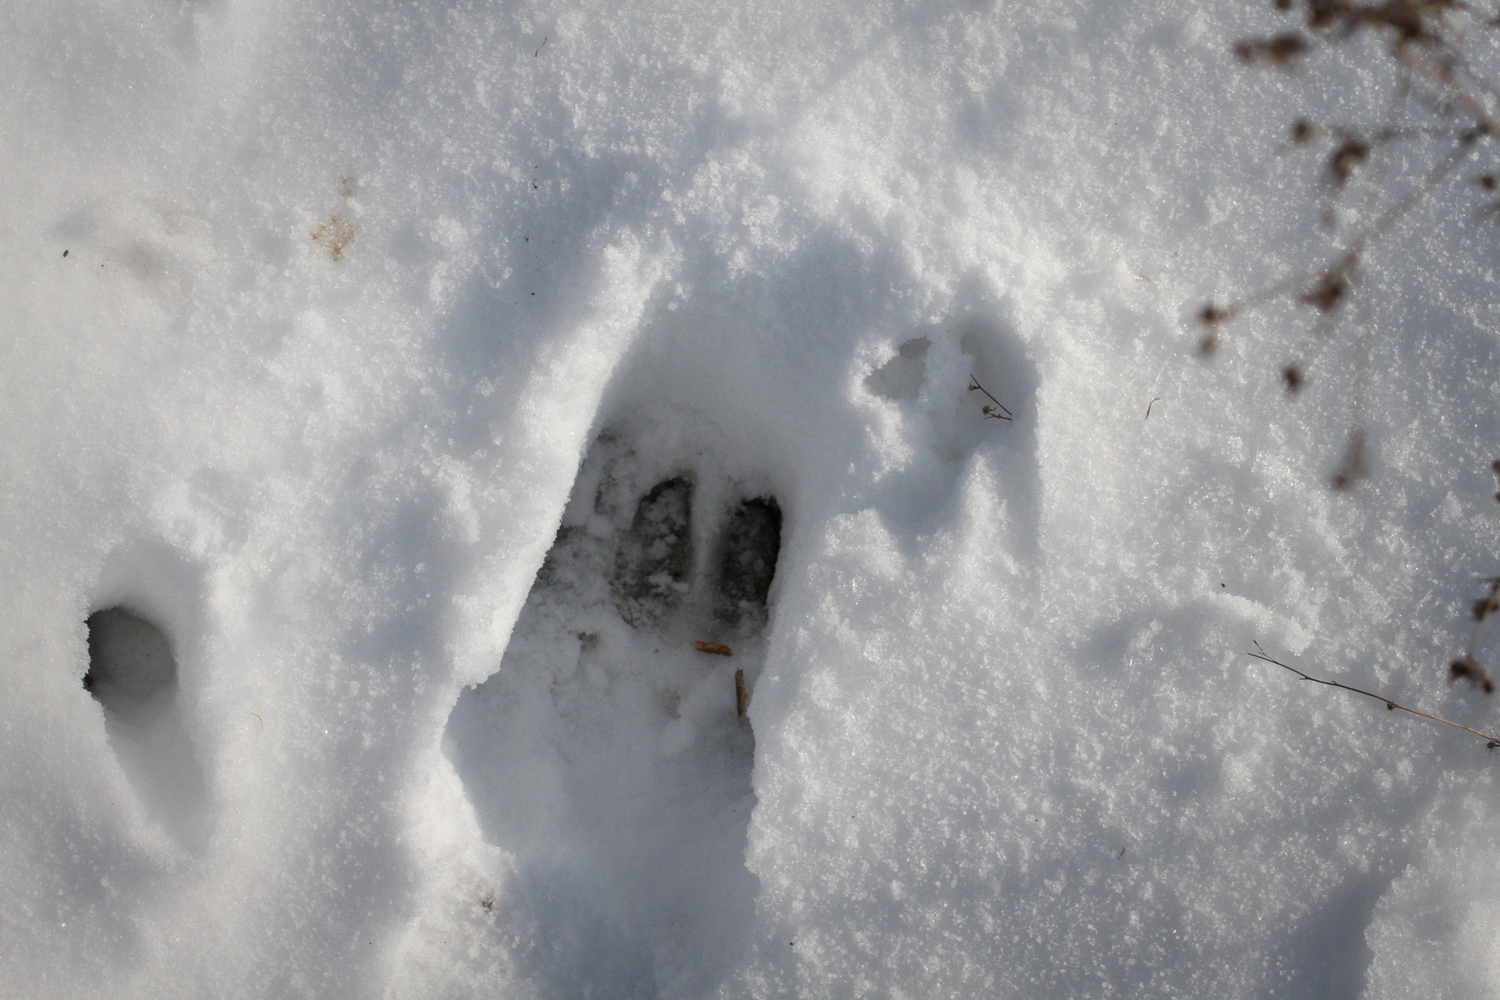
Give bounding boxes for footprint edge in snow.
[445,428,783,999]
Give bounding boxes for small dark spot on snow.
[62,249,69,257]
[311,215,355,261]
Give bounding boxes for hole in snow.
[713,497,782,636]
[85,607,208,846]
[613,475,695,628]
[446,432,769,999]
[864,336,930,401]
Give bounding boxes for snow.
[3,0,1500,997]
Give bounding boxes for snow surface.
[3,0,1500,997]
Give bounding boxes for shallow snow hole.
[85,608,207,846]
[865,336,930,401]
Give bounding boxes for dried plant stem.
[1249,641,1500,748]
[1213,135,1479,326]
[1350,133,1478,253]
[968,379,1013,421]
[1395,43,1500,138]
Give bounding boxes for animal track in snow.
[84,607,208,846]
[445,429,782,999]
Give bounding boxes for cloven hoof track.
[446,431,782,1000]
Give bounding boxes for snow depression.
[3,0,1500,997]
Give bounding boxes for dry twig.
[1249,640,1500,747]
[969,379,1014,421]
[1199,0,1499,458]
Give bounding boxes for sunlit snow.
[3,0,1500,997]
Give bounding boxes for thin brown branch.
[968,379,1014,421]
[1204,134,1475,338]
[1203,2,1494,346]
[1351,72,1413,233]
[1394,40,1500,136]
[1249,641,1500,747]
[1349,131,1479,253]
